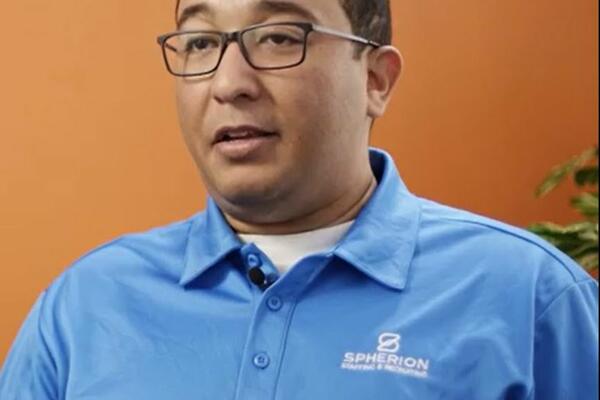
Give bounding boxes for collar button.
[246,253,262,269]
[267,296,283,311]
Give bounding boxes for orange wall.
[1,1,597,362]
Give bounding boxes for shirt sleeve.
[0,291,59,400]
[532,279,599,400]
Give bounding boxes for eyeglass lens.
[163,24,307,76]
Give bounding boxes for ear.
[366,46,403,119]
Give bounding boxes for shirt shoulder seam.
[430,214,580,282]
[61,215,198,277]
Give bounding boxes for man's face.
[175,0,373,224]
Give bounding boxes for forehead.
[176,0,349,29]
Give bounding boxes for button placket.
[233,302,290,399]
[234,251,332,400]
[233,290,294,399]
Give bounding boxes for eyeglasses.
[156,21,381,77]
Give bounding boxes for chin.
[215,179,283,208]
[202,162,294,206]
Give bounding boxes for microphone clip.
[248,267,278,290]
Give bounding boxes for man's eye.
[259,33,303,46]
[185,37,220,52]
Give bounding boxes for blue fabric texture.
[1,148,598,399]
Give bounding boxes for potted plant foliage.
[528,147,598,277]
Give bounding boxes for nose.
[211,41,261,104]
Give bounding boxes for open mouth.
[214,127,276,144]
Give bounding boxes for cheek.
[283,67,335,125]
[285,65,364,140]
[175,81,208,131]
[174,83,214,179]
[281,78,332,148]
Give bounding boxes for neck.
[223,174,378,235]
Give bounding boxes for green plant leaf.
[530,146,599,277]
[571,192,599,219]
[535,147,598,197]
[569,242,599,258]
[528,221,595,235]
[535,161,577,197]
[575,166,599,187]
[577,223,599,241]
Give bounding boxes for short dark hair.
[174,0,392,47]
[340,0,392,46]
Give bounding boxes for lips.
[213,125,277,144]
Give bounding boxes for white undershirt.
[237,220,355,274]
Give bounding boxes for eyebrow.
[177,3,212,29]
[177,0,319,29]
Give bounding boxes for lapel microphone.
[248,267,278,290]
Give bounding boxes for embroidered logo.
[377,332,401,353]
[340,332,430,379]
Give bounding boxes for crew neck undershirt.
[237,220,355,274]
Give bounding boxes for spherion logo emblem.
[340,332,431,379]
[377,333,400,353]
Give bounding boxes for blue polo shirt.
[1,148,598,399]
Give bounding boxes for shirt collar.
[179,147,421,290]
[331,149,421,290]
[179,197,242,286]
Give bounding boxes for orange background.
[0,1,597,362]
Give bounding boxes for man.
[1,0,598,398]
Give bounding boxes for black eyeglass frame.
[156,21,382,77]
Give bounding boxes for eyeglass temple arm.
[312,25,381,48]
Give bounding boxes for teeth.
[228,131,254,139]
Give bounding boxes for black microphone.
[248,267,278,290]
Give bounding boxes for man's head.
[170,0,401,233]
